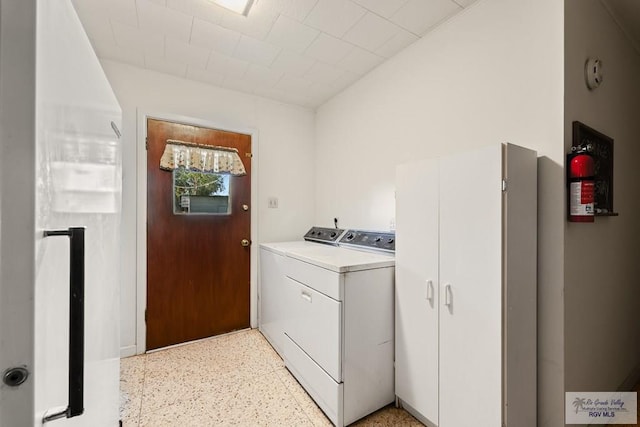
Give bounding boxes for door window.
[173,169,231,214]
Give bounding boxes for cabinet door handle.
[425,280,434,302]
[301,291,312,303]
[444,284,452,308]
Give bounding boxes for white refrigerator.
[0,0,122,425]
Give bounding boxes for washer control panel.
[303,227,345,244]
[338,229,395,253]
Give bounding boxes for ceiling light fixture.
[212,0,256,16]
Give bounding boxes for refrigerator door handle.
[42,227,85,423]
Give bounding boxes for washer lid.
[286,245,394,273]
[259,241,316,256]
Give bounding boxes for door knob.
[241,239,250,247]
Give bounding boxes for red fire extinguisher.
[567,146,595,222]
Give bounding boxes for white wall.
[564,0,640,394]
[314,0,565,425]
[101,61,316,356]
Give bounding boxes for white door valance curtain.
[159,139,246,176]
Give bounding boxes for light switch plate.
[268,197,278,208]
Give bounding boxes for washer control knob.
[346,233,355,241]
[387,238,394,244]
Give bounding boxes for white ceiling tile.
[351,0,408,18]
[112,21,165,57]
[186,65,226,86]
[105,49,146,68]
[304,33,353,65]
[305,82,339,105]
[166,0,193,14]
[266,15,319,54]
[207,50,250,76]
[390,0,461,35]
[337,46,383,74]
[269,50,316,77]
[137,0,194,42]
[222,75,258,93]
[279,0,319,21]
[257,0,318,22]
[108,0,139,26]
[253,85,315,106]
[190,18,240,56]
[375,27,418,58]
[275,75,312,92]
[90,37,146,67]
[304,61,344,85]
[328,69,362,92]
[84,35,113,57]
[244,63,283,87]
[452,0,478,6]
[234,35,281,66]
[145,54,188,77]
[72,12,115,44]
[72,0,138,27]
[304,0,367,38]
[173,0,227,24]
[165,38,210,69]
[219,4,279,40]
[343,12,401,52]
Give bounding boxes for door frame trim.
[135,110,259,355]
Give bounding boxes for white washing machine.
[259,228,395,427]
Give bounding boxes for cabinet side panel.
[504,144,538,427]
[343,267,395,425]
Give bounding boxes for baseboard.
[120,345,137,358]
[619,360,640,391]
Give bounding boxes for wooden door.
[146,119,251,351]
[395,158,440,424]
[438,145,503,426]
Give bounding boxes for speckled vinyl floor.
[120,328,422,426]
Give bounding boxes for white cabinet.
[395,143,537,427]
